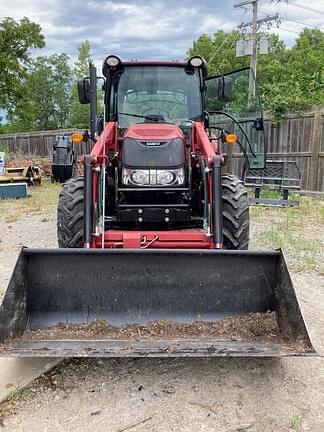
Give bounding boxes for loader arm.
[0,56,316,359]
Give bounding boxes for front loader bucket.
[0,248,316,357]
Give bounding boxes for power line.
[223,31,242,59]
[235,0,259,76]
[259,11,324,31]
[284,1,324,16]
[235,0,280,77]
[277,17,324,31]
[238,13,280,30]
[209,9,247,64]
[277,27,300,34]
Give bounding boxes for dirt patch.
[12,313,281,341]
[3,313,312,353]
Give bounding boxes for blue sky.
[1,0,324,63]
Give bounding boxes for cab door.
[205,67,265,169]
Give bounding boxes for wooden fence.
[263,111,324,192]
[0,129,92,159]
[0,111,323,191]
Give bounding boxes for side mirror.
[77,79,90,104]
[218,76,233,102]
[254,117,264,131]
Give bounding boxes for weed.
[4,214,19,223]
[290,414,302,430]
[319,205,324,225]
[258,229,285,248]
[251,196,324,272]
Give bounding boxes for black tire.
[57,176,84,248]
[222,174,249,250]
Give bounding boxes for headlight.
[188,56,203,67]
[123,168,184,186]
[131,170,149,185]
[105,55,121,67]
[157,171,174,185]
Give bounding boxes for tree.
[288,29,324,108]
[7,54,72,131]
[187,29,324,119]
[187,31,248,76]
[75,40,91,78]
[0,17,45,110]
[69,40,92,128]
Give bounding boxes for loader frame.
[80,59,265,250]
[0,57,317,359]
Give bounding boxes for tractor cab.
[74,55,267,235]
[101,56,265,169]
[78,56,265,169]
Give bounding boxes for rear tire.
[222,174,249,250]
[57,176,84,248]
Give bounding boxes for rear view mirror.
[218,76,233,102]
[254,117,264,131]
[77,79,90,104]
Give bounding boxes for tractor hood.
[123,123,184,142]
[122,123,185,169]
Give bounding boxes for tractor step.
[0,248,316,357]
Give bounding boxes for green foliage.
[74,40,91,79]
[7,54,72,131]
[188,31,248,75]
[188,29,324,120]
[0,17,45,109]
[290,414,302,430]
[69,40,92,129]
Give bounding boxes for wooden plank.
[308,113,323,191]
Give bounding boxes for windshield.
[116,66,202,128]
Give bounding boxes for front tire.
[222,174,249,250]
[57,176,84,248]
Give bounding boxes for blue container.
[0,183,27,199]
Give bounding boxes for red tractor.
[0,56,314,358]
[58,55,265,251]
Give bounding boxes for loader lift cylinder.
[213,155,223,248]
[84,155,93,248]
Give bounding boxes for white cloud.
[0,0,323,61]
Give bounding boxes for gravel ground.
[0,185,323,432]
[0,213,57,301]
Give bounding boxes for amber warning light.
[225,134,238,144]
[71,132,84,143]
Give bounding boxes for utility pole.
[234,0,279,79]
[250,0,258,77]
[234,0,258,77]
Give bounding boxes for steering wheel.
[141,109,168,121]
[168,101,186,119]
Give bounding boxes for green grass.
[248,187,300,201]
[290,414,302,430]
[0,179,61,223]
[251,196,324,273]
[320,205,324,224]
